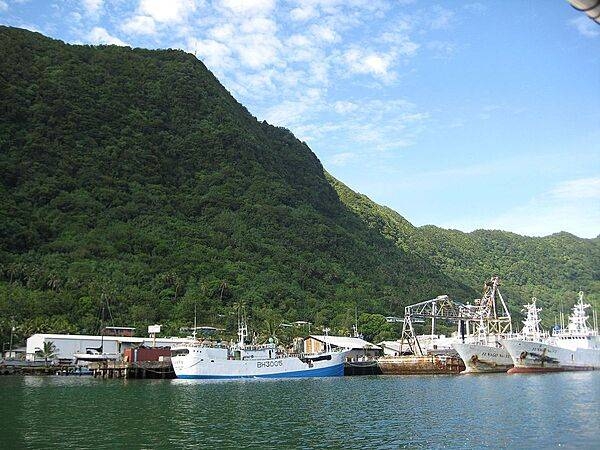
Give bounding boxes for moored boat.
[452,277,514,373]
[503,292,600,373]
[171,318,349,379]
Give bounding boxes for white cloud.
[344,47,395,80]
[333,101,358,114]
[218,0,274,16]
[440,178,600,238]
[235,34,282,69]
[82,0,103,15]
[310,24,339,43]
[121,15,157,35]
[290,5,317,21]
[188,37,234,70]
[88,27,128,46]
[570,16,600,38]
[239,16,276,34]
[0,1,7,12]
[138,0,198,24]
[551,177,600,200]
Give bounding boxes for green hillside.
[0,27,597,345]
[331,176,600,324]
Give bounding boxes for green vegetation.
[36,340,57,366]
[0,27,598,347]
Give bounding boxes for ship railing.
[184,341,228,349]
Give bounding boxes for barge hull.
[378,355,464,375]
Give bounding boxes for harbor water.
[0,372,598,449]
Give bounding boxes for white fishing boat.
[503,292,600,373]
[452,276,514,373]
[171,317,349,379]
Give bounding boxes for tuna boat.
[171,318,349,379]
[503,292,600,373]
[452,277,514,373]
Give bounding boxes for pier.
[88,360,175,379]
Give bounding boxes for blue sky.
[1,1,599,238]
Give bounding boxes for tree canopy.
[0,27,597,347]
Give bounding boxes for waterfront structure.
[171,319,349,379]
[503,292,600,372]
[452,277,514,373]
[26,334,192,362]
[303,335,381,361]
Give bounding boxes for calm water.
[0,372,598,449]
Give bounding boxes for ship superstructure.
[503,292,600,372]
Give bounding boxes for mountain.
[0,27,597,344]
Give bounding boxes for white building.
[26,333,192,362]
[303,335,382,361]
[379,334,461,356]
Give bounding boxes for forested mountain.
[0,27,597,345]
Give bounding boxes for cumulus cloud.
[310,24,339,43]
[88,27,128,46]
[188,36,234,70]
[121,15,157,35]
[290,5,317,21]
[138,0,198,24]
[344,47,396,80]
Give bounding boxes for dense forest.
[0,27,598,347]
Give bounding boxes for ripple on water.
[0,371,598,449]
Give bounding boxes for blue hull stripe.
[177,363,344,380]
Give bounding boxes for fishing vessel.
[503,292,600,373]
[452,277,514,373]
[171,317,349,379]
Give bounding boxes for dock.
[88,360,175,379]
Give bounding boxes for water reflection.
[0,372,598,449]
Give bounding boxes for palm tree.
[263,317,280,344]
[37,341,57,367]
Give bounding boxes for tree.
[37,341,57,366]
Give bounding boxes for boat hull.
[502,339,600,373]
[173,350,348,379]
[377,355,464,375]
[452,343,513,373]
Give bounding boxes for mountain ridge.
[0,26,597,345]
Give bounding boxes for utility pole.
[9,317,15,359]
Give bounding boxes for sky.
[1,0,599,238]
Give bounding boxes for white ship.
[171,318,349,380]
[503,292,600,373]
[452,276,514,373]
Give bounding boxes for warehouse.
[26,333,191,362]
[303,335,382,361]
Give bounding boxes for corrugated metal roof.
[309,335,381,350]
[26,333,192,344]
